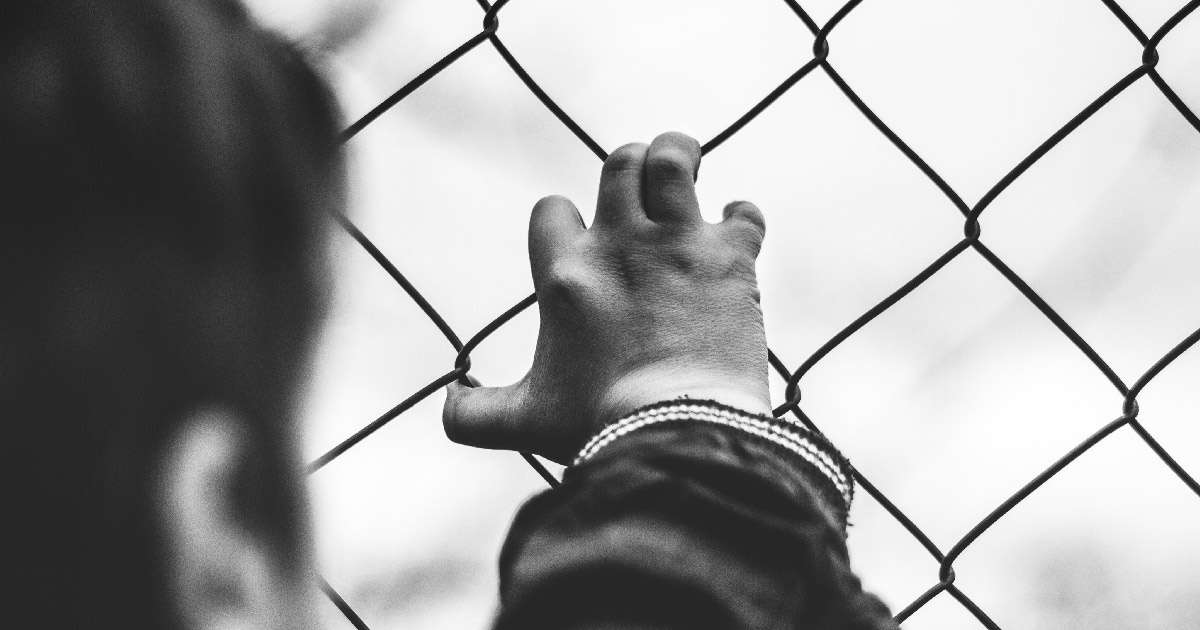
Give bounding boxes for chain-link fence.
[306,0,1200,627]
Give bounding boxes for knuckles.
[537,258,597,310]
[644,146,695,183]
[534,228,760,314]
[603,143,649,174]
[716,221,765,258]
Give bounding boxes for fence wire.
[309,0,1200,627]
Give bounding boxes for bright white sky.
[247,1,1200,628]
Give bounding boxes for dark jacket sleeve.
[492,417,899,630]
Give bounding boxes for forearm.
[493,401,896,630]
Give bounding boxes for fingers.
[595,133,703,227]
[718,200,766,255]
[594,143,649,227]
[529,195,585,271]
[643,132,702,224]
[443,380,525,451]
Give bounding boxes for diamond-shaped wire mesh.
[308,1,1200,627]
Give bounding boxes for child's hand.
[443,132,770,464]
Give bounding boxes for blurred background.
[244,1,1200,628]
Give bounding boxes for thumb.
[443,379,528,451]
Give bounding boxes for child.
[3,1,894,627]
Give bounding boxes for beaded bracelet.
[573,399,853,508]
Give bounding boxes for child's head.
[3,0,342,627]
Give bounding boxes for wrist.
[593,368,771,429]
[572,398,854,519]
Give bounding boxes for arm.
[496,403,898,629]
[443,132,896,629]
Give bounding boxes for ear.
[158,406,314,630]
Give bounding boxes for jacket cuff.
[571,398,855,529]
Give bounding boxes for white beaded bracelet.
[573,400,853,508]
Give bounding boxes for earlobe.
[157,406,311,630]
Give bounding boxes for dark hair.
[1,0,342,626]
